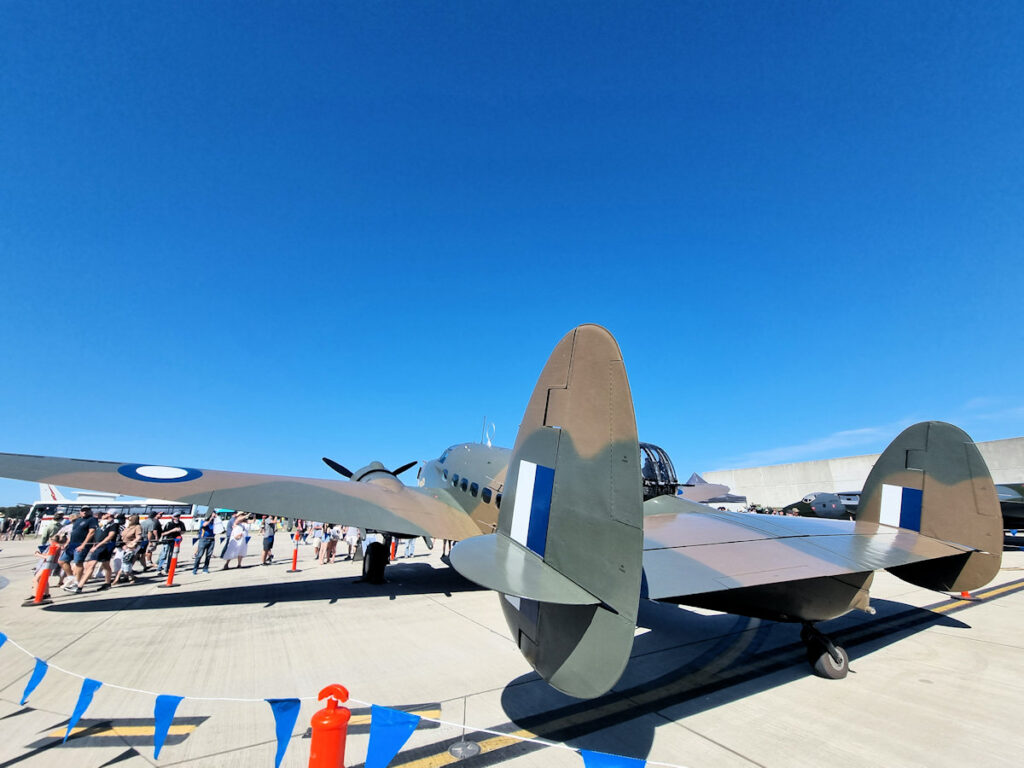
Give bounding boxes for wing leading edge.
[0,452,481,541]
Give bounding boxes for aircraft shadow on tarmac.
[485,597,973,763]
[40,560,482,613]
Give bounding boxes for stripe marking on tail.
[879,484,923,530]
[510,460,555,557]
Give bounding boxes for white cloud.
[721,418,916,468]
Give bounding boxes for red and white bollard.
[287,532,301,573]
[308,684,350,768]
[26,542,60,605]
[158,537,182,588]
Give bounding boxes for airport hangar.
[704,435,1024,508]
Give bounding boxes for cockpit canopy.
[639,442,679,501]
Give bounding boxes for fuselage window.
[469,482,479,497]
[443,469,449,480]
[496,493,502,509]
[452,473,460,488]
[481,487,492,503]
[460,478,468,492]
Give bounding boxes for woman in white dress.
[221,512,249,569]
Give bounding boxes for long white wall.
[704,436,1024,508]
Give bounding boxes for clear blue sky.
[2,2,1022,506]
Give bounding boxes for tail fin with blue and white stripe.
[450,325,644,698]
[857,421,1002,592]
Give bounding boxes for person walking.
[140,511,160,571]
[157,513,185,576]
[70,510,119,593]
[65,506,99,586]
[343,526,359,560]
[221,512,249,568]
[113,514,143,586]
[260,515,277,566]
[192,509,218,574]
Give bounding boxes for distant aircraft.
[0,325,1004,699]
[791,485,1022,531]
[997,484,1024,530]
[781,491,856,519]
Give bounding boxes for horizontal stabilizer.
[450,533,600,605]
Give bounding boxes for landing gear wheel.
[810,644,849,679]
[800,623,849,679]
[362,542,389,584]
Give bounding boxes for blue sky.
[1,2,1022,506]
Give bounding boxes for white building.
[704,436,1024,508]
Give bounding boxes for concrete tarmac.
[0,534,1022,768]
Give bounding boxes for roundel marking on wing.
[117,464,204,483]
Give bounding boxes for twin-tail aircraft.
[0,325,1003,699]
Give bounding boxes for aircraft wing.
[641,496,970,600]
[0,452,482,541]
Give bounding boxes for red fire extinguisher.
[309,684,351,768]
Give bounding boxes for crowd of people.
[29,506,423,599]
[0,513,33,540]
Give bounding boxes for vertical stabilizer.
[38,483,66,502]
[858,421,1002,592]
[451,325,643,698]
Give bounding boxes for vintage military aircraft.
[448,326,1003,697]
[997,483,1024,530]
[0,325,1004,700]
[780,491,857,519]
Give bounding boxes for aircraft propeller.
[322,457,418,480]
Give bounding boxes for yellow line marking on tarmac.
[932,579,1024,614]
[399,729,540,768]
[394,621,763,767]
[48,724,197,738]
[396,581,1024,767]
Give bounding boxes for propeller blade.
[392,461,418,477]
[322,457,353,478]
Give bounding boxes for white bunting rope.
[1,632,690,768]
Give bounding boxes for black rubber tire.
[362,542,388,584]
[811,644,849,679]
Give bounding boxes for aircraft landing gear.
[801,623,849,680]
[362,542,389,584]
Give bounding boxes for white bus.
[31,485,199,530]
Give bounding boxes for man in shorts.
[71,510,120,593]
[139,511,160,570]
[261,516,278,565]
[63,507,99,587]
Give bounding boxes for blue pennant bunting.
[153,694,184,759]
[266,698,301,768]
[64,678,103,742]
[21,658,48,705]
[580,749,647,768]
[0,632,7,649]
[366,705,421,768]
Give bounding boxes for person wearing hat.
[156,512,185,576]
[64,507,99,586]
[69,510,120,593]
